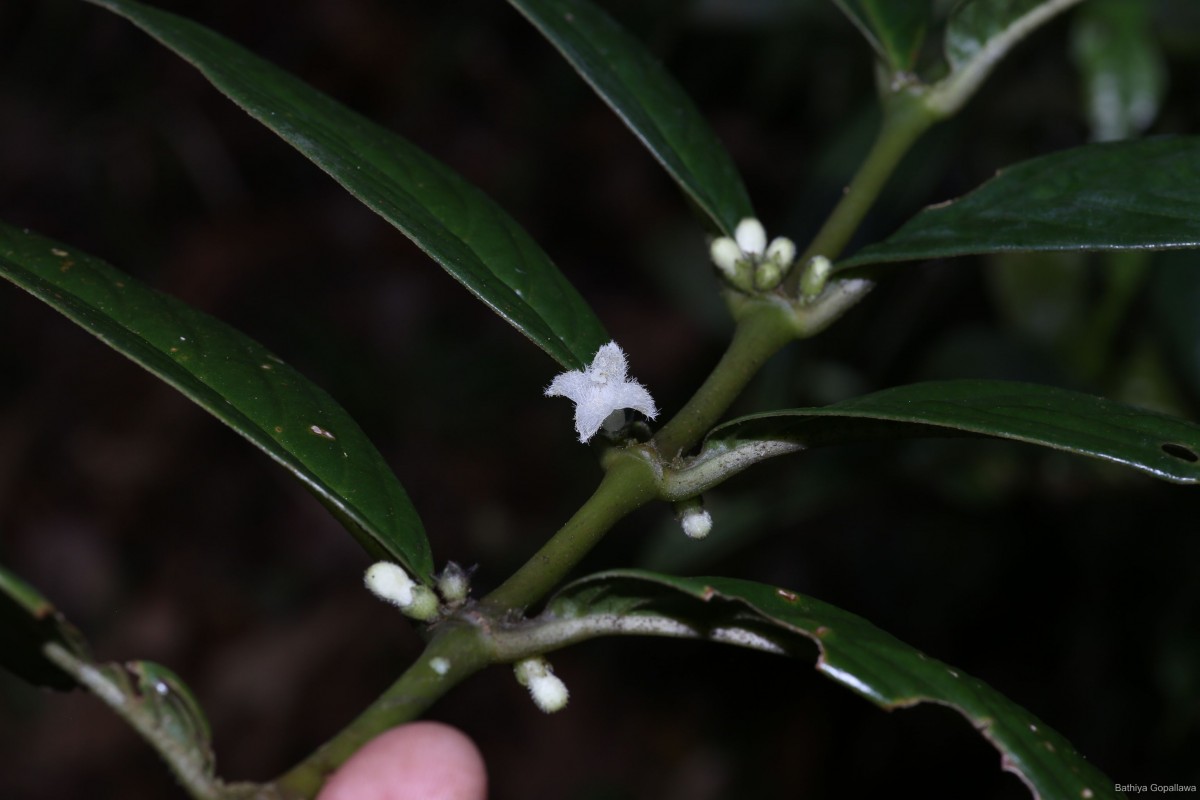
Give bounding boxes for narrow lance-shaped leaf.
[506,0,754,236]
[0,562,90,690]
[837,138,1200,269]
[84,0,608,371]
[2,563,221,794]
[832,0,932,73]
[0,223,433,581]
[43,646,220,796]
[538,570,1117,800]
[664,380,1200,499]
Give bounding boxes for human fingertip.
[317,721,487,800]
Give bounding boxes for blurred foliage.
[1,0,1199,797]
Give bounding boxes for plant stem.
[793,95,936,271]
[268,71,941,800]
[271,623,491,799]
[652,305,798,460]
[481,453,660,613]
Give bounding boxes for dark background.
[2,1,1199,798]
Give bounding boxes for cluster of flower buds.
[709,218,796,293]
[364,560,473,622]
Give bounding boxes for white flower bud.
[436,562,470,605]
[765,236,796,269]
[364,562,415,608]
[680,507,713,539]
[365,561,440,622]
[709,237,743,277]
[429,657,451,676]
[734,218,767,256]
[514,657,569,713]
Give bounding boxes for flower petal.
[545,369,589,401]
[573,393,616,442]
[589,341,629,384]
[610,380,658,420]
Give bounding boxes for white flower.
[545,341,658,443]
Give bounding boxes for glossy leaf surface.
[44,645,218,795]
[85,0,608,371]
[695,380,1200,486]
[838,138,1200,268]
[0,563,89,690]
[832,0,931,72]
[548,570,1117,799]
[0,223,433,580]
[506,0,753,235]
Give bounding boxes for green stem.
[652,304,798,460]
[271,623,491,799]
[265,72,940,800]
[793,95,936,271]
[481,453,660,613]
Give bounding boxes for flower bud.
[404,585,440,622]
[754,260,783,291]
[514,657,569,713]
[675,496,713,539]
[765,236,796,270]
[365,561,440,622]
[364,562,415,608]
[800,255,833,300]
[681,507,713,539]
[436,562,470,605]
[709,237,742,278]
[735,218,767,256]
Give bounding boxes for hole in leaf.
[1161,443,1199,463]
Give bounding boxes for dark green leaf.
[832,0,931,72]
[0,223,432,581]
[84,0,608,371]
[3,564,220,791]
[506,0,754,235]
[0,562,90,690]
[43,645,218,795]
[548,570,1117,799]
[691,380,1200,487]
[1069,0,1167,142]
[126,660,213,747]
[838,138,1200,268]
